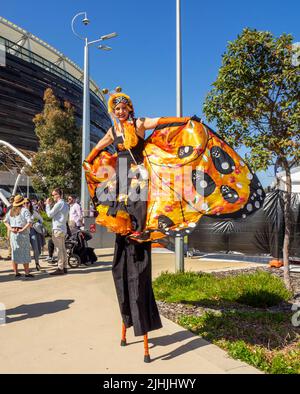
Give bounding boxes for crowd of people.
[0,189,88,277]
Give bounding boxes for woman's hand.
[18,223,32,233]
[4,223,13,232]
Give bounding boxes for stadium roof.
[0,16,105,103]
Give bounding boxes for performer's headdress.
[107,92,134,114]
[107,91,138,150]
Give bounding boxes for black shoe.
[46,257,56,264]
[36,264,41,271]
[15,272,22,278]
[50,268,64,276]
[63,268,68,274]
[25,273,34,278]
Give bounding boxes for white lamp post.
[175,0,185,273]
[71,12,117,217]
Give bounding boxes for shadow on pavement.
[6,299,75,323]
[66,266,112,275]
[95,253,114,258]
[60,260,112,276]
[128,330,208,361]
[0,261,112,282]
[151,331,208,361]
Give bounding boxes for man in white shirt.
[46,188,69,275]
[67,195,83,230]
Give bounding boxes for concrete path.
[0,248,263,373]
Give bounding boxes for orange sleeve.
[157,116,190,125]
[85,146,101,164]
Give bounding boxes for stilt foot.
[144,355,151,363]
[121,322,127,346]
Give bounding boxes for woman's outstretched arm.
[84,128,114,163]
[137,116,191,133]
[136,117,160,131]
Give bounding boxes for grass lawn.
[153,271,300,374]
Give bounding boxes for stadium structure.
[0,16,111,199]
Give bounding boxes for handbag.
[33,222,45,235]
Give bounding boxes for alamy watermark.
[0,303,6,325]
[291,302,300,327]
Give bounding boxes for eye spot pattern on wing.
[211,146,235,174]
[210,173,266,219]
[221,185,239,203]
[177,145,194,159]
[192,170,216,197]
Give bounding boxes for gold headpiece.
[107,92,134,114]
[106,92,138,150]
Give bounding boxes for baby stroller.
[65,229,97,268]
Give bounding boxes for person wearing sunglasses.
[45,188,69,275]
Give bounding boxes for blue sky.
[2,0,300,186]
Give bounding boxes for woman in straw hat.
[4,195,34,278]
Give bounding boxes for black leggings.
[112,234,162,336]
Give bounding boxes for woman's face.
[113,103,130,122]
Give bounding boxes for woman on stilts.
[84,92,162,362]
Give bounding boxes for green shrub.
[0,221,7,238]
[40,211,52,236]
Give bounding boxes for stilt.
[120,322,127,346]
[143,333,151,363]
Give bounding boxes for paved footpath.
[0,248,263,373]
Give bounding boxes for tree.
[203,28,300,290]
[31,88,81,196]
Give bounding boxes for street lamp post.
[71,12,117,218]
[82,37,90,219]
[176,0,182,117]
[175,0,185,273]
